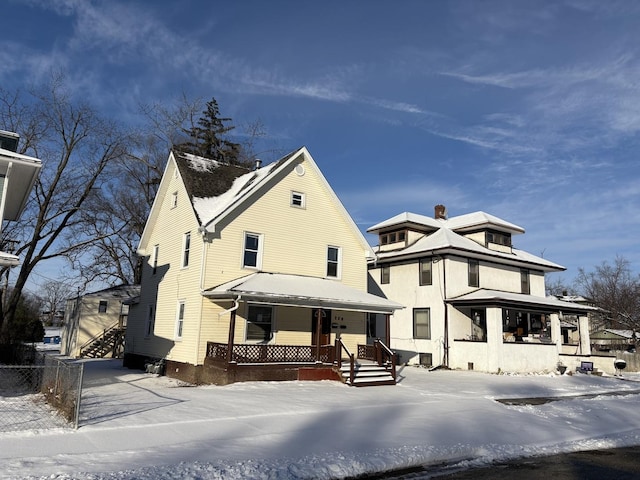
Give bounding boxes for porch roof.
[202,272,403,314]
[447,289,597,314]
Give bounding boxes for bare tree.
[574,256,640,334]
[38,280,76,326]
[545,275,575,297]
[0,76,130,342]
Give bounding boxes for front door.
[311,308,331,346]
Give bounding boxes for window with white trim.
[145,305,155,337]
[246,305,273,342]
[182,232,191,268]
[171,191,178,208]
[291,191,305,208]
[243,232,263,269]
[175,301,185,340]
[326,246,341,278]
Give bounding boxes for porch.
[205,338,397,386]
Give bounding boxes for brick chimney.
[434,204,447,220]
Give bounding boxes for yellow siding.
[130,158,204,365]
[204,155,368,292]
[129,152,371,367]
[63,297,123,357]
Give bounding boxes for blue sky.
[3,0,640,291]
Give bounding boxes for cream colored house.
[61,285,140,358]
[367,205,596,374]
[125,147,401,385]
[0,130,41,266]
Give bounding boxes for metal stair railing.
[79,322,125,358]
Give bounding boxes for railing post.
[349,353,355,385]
[226,310,236,364]
[335,339,341,368]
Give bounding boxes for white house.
[367,205,595,374]
[0,130,41,266]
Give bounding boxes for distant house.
[125,147,401,385]
[0,130,41,266]
[590,329,636,352]
[367,205,596,373]
[61,284,140,358]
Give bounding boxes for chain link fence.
[0,345,84,432]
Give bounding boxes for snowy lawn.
[1,359,640,479]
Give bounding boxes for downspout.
[195,229,209,365]
[442,255,449,368]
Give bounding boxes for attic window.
[171,192,178,208]
[487,231,511,247]
[380,230,406,245]
[291,191,305,208]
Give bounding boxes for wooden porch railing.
[357,339,397,380]
[206,342,332,364]
[335,337,355,385]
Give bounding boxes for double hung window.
[327,246,341,278]
[413,308,431,339]
[243,232,263,269]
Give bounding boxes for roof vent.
[254,159,262,170]
[0,130,19,153]
[434,204,447,220]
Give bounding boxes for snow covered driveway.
[1,359,640,479]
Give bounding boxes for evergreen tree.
[176,98,242,164]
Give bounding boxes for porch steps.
[339,363,396,387]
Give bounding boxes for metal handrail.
[335,337,355,385]
[79,321,123,353]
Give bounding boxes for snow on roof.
[203,272,403,314]
[193,161,279,227]
[375,227,564,271]
[448,288,597,313]
[174,148,299,229]
[367,212,443,232]
[368,210,524,234]
[443,211,525,234]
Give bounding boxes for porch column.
[578,315,591,355]
[315,309,322,362]
[485,307,502,372]
[226,310,236,364]
[385,314,391,346]
[550,313,561,351]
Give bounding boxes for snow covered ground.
[1,359,640,480]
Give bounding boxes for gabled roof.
[447,289,597,314]
[590,329,635,340]
[374,226,564,272]
[203,272,403,314]
[138,146,374,258]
